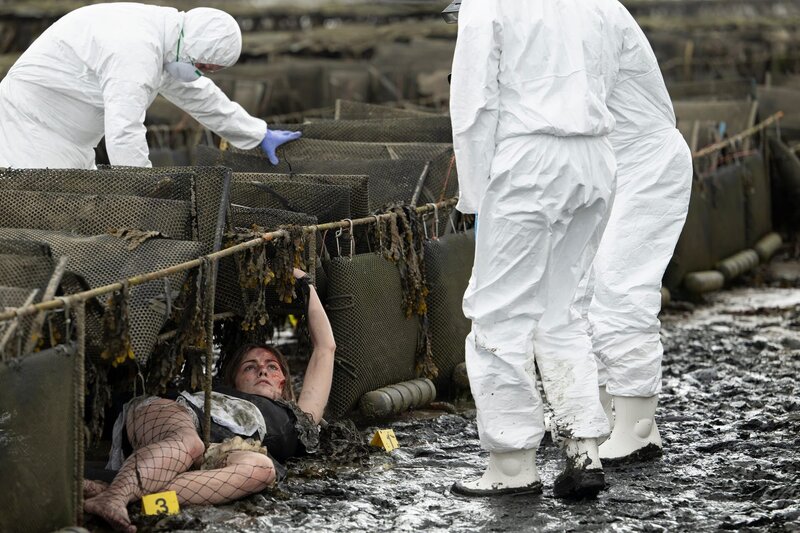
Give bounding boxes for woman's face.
[234,348,286,399]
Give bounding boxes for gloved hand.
[260,129,302,165]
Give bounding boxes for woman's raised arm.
[295,269,336,423]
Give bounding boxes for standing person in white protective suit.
[0,3,299,169]
[590,7,692,463]
[449,0,626,499]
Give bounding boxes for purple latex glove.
[260,129,302,165]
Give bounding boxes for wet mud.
[102,276,800,532]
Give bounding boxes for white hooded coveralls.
[590,8,692,398]
[451,0,627,452]
[0,3,266,169]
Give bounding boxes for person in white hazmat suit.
[449,0,628,499]
[590,8,692,463]
[0,3,299,169]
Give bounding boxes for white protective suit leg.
[463,134,615,455]
[590,129,692,398]
[451,449,542,496]
[598,385,613,430]
[0,77,102,169]
[599,395,662,463]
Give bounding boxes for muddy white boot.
[553,438,605,499]
[451,448,542,496]
[599,395,662,464]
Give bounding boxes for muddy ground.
[92,260,800,533]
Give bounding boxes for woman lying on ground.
[84,269,335,533]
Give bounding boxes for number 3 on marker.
[142,491,180,515]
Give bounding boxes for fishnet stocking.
[85,398,203,533]
[85,399,276,532]
[166,450,276,504]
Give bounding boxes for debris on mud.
[90,285,800,533]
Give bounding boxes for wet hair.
[221,343,294,401]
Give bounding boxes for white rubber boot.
[554,438,605,499]
[597,385,614,445]
[599,395,662,464]
[451,448,542,496]
[543,413,561,445]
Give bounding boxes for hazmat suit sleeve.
[98,50,161,167]
[449,0,501,214]
[159,76,267,150]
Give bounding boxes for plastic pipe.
[715,249,760,280]
[684,270,725,293]
[359,378,437,418]
[754,232,783,262]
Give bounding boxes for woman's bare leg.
[84,399,204,533]
[166,450,276,505]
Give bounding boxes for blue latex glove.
[260,129,302,165]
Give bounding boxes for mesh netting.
[0,228,203,364]
[418,148,459,207]
[229,205,317,232]
[0,238,52,256]
[231,172,372,257]
[231,181,352,224]
[663,179,713,290]
[756,86,800,142]
[706,164,748,263]
[666,155,770,288]
[334,99,437,120]
[0,190,192,239]
[423,232,474,397]
[0,167,230,363]
[768,135,800,233]
[197,146,451,212]
[271,116,452,144]
[323,253,419,418]
[0,285,35,309]
[0,254,54,292]
[741,154,772,246]
[0,166,231,253]
[0,344,79,533]
[232,173,370,219]
[0,240,55,355]
[228,137,452,162]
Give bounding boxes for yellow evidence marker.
[142,490,180,516]
[370,429,399,452]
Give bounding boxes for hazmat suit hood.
[180,8,242,68]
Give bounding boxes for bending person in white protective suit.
[449,0,626,499]
[590,7,692,463]
[0,3,299,169]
